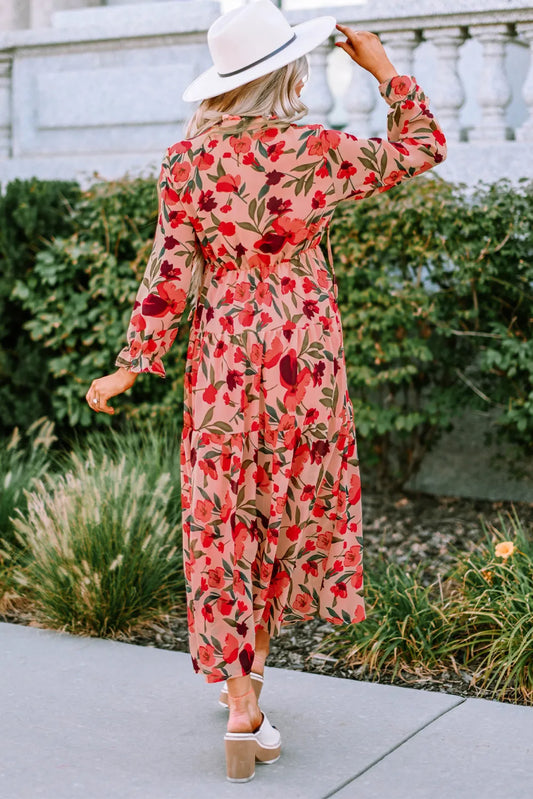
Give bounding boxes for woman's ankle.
[226,686,262,733]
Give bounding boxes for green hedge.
[331,175,533,481]
[0,179,81,431]
[10,177,189,429]
[3,174,532,484]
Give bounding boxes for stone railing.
[1,0,533,186]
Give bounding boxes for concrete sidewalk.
[1,621,532,799]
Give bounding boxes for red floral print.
[115,74,447,683]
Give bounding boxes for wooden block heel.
[255,743,281,765]
[224,712,281,782]
[224,736,257,782]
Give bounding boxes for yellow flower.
[481,569,493,583]
[495,541,515,559]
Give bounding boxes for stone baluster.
[0,53,12,159]
[343,63,377,137]
[423,26,467,143]
[379,29,419,77]
[469,23,513,141]
[516,23,533,141]
[305,42,335,127]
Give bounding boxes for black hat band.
[217,32,297,78]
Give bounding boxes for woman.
[85,0,447,783]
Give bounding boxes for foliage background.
[331,175,533,482]
[0,179,81,430]
[1,173,532,485]
[1,173,532,703]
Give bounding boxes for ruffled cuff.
[378,74,418,104]
[115,346,166,378]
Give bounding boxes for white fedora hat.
[182,0,336,103]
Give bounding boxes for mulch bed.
[2,489,532,705]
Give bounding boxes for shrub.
[11,449,184,637]
[12,176,190,432]
[321,508,533,703]
[319,560,454,679]
[63,413,183,529]
[6,172,532,488]
[436,180,533,449]
[0,179,81,435]
[330,175,533,483]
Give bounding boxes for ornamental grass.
[2,414,531,703]
[0,417,56,553]
[10,449,184,637]
[318,560,456,680]
[442,508,533,703]
[321,508,533,704]
[64,414,183,529]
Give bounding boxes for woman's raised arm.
[309,26,447,205]
[322,71,447,205]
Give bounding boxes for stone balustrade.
[0,0,532,186]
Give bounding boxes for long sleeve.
[320,73,447,204]
[115,148,202,377]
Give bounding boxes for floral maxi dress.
[115,74,447,683]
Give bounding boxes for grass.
[63,414,183,528]
[10,447,185,637]
[318,559,457,681]
[442,508,533,702]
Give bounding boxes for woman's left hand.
[85,368,138,415]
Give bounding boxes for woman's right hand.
[335,25,399,84]
[85,367,138,416]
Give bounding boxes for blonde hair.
[181,56,310,309]
[185,55,309,139]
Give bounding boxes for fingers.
[335,24,380,47]
[336,22,358,41]
[335,40,355,58]
[95,397,115,415]
[335,25,388,78]
[336,23,376,38]
[85,381,115,416]
[87,395,115,415]
[335,23,361,58]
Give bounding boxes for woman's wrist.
[373,63,400,84]
[116,366,138,389]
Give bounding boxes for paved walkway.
[1,621,532,799]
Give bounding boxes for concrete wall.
[405,410,533,503]
[0,2,220,182]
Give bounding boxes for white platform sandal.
[218,671,263,708]
[224,711,281,782]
